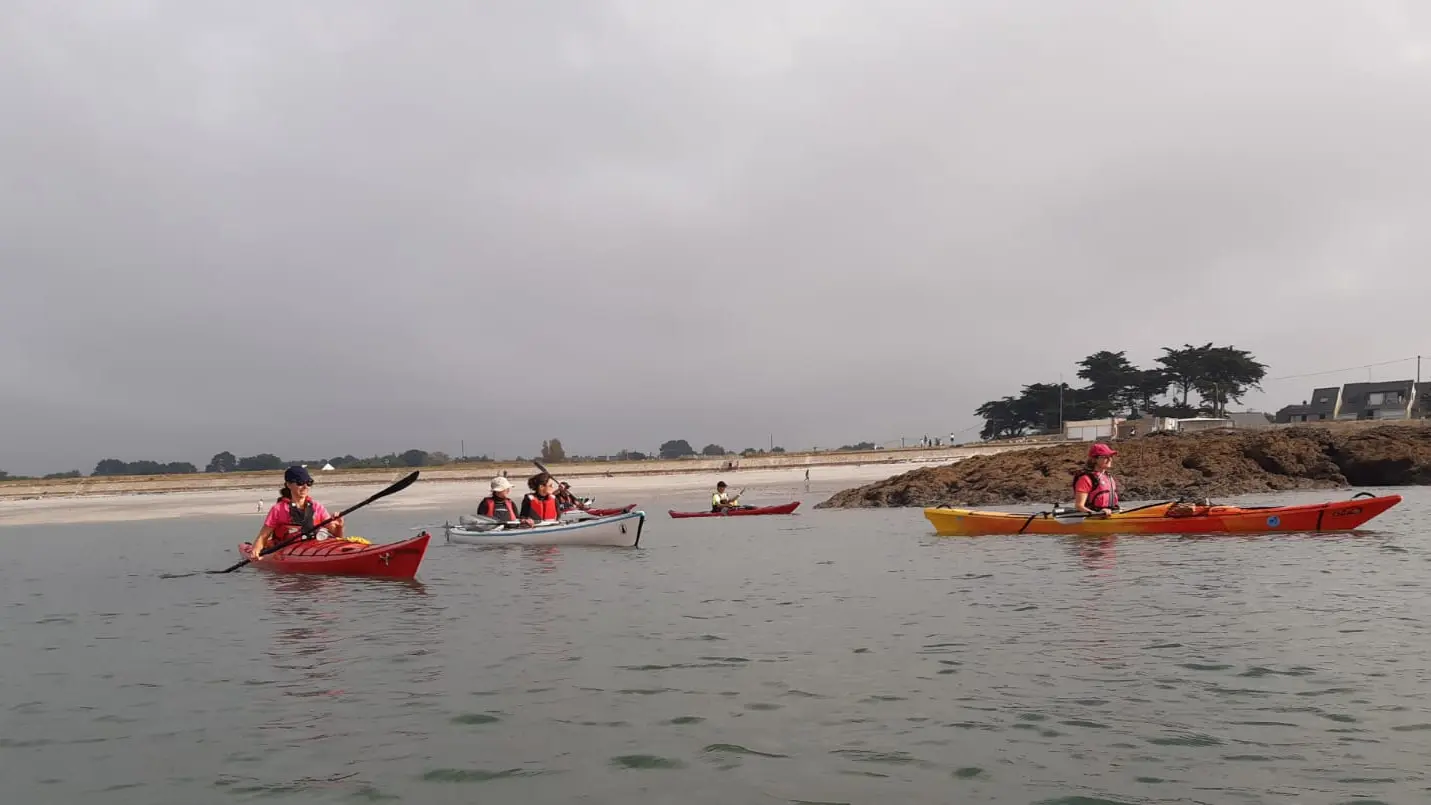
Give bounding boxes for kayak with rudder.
[923,492,1403,537]
[237,532,432,578]
[445,509,645,547]
[668,501,801,519]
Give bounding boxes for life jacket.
[478,495,518,520]
[525,493,558,521]
[276,498,316,540]
[1074,471,1119,510]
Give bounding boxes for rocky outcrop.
[814,424,1431,509]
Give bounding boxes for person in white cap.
[476,475,531,525]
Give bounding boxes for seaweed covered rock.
[814,424,1431,509]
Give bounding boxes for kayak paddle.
[210,470,420,574]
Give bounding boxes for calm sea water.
[2,480,1430,804]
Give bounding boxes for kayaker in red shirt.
[477,475,532,526]
[519,472,560,523]
[1073,443,1121,517]
[251,465,344,556]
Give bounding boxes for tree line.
[70,449,482,479]
[975,343,1268,440]
[4,434,848,481]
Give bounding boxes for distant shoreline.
[0,443,1029,503]
[0,461,938,528]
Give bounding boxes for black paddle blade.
[207,470,421,574]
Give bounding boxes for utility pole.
[1058,372,1064,431]
[461,440,465,460]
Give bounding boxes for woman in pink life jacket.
[251,465,344,557]
[477,475,532,526]
[1073,442,1121,517]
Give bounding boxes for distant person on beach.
[250,465,344,556]
[804,469,810,481]
[1072,443,1121,517]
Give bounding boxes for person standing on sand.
[1072,443,1121,517]
[250,465,344,556]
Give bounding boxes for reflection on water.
[1065,534,1119,573]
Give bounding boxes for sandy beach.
[0,462,926,527]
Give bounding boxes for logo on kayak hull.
[1266,515,1281,528]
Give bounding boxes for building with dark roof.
[1275,380,1431,422]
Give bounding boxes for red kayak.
[237,532,431,579]
[578,504,637,517]
[668,501,801,519]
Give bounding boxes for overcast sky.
[4,1,1431,475]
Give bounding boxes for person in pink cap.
[1073,442,1121,516]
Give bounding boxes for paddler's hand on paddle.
[520,517,535,527]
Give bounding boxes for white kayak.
[444,509,645,547]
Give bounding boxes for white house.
[1063,417,1125,441]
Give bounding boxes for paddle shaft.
[533,459,563,489]
[1052,499,1174,520]
[212,470,420,573]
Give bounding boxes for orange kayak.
[923,493,1402,537]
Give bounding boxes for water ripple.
[2,491,1431,802]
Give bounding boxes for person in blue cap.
[249,465,344,557]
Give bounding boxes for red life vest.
[478,495,518,520]
[525,493,558,521]
[1074,471,1119,510]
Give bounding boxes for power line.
[1269,355,1423,382]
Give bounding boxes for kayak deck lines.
[237,532,432,579]
[667,501,801,519]
[922,492,1403,537]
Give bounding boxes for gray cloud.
[4,1,1431,473]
